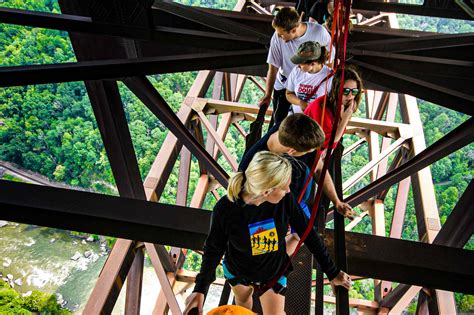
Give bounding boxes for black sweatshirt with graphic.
[193,193,339,294]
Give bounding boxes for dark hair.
[272,7,300,32]
[302,46,328,65]
[328,66,363,113]
[278,113,324,152]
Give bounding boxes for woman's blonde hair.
[227,151,292,202]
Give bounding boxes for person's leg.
[231,284,254,310]
[259,287,286,315]
[286,233,300,255]
[272,89,291,126]
[286,201,312,255]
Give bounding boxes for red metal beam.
[123,76,229,187]
[345,117,474,207]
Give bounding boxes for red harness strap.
[255,0,353,297]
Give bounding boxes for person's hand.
[330,270,352,294]
[335,200,356,220]
[184,292,205,315]
[258,94,272,107]
[320,149,328,161]
[341,101,354,118]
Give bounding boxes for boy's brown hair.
[278,113,325,152]
[272,7,300,32]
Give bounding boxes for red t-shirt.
[304,96,338,149]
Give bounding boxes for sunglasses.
[342,88,360,96]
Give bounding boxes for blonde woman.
[184,151,352,315]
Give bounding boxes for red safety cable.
[255,0,352,296]
[292,0,351,257]
[297,0,341,204]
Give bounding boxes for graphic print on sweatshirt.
[297,84,318,103]
[248,218,279,256]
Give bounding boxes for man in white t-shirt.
[259,7,333,125]
[286,41,334,114]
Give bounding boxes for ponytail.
[227,172,245,202]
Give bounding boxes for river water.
[1,219,240,315]
[0,222,107,312]
[0,222,223,314]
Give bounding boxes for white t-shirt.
[286,65,333,113]
[267,22,333,91]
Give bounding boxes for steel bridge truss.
[0,0,473,314]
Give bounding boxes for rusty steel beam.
[144,243,181,314]
[389,178,411,239]
[234,74,248,102]
[342,138,366,157]
[213,113,234,159]
[84,239,138,314]
[85,80,146,200]
[152,1,269,39]
[333,146,350,315]
[0,7,267,47]
[204,72,224,157]
[343,137,406,192]
[323,230,474,294]
[348,117,408,139]
[345,117,474,207]
[197,111,238,172]
[351,51,473,97]
[434,179,474,247]
[191,119,210,176]
[2,179,473,294]
[0,179,210,248]
[176,147,192,207]
[123,76,229,187]
[348,33,474,62]
[382,179,474,310]
[145,107,194,201]
[376,94,398,179]
[0,49,267,88]
[352,59,474,116]
[201,98,273,116]
[376,150,405,201]
[248,76,266,93]
[82,79,147,314]
[57,2,149,311]
[233,122,248,138]
[369,200,386,302]
[223,73,233,102]
[144,71,214,202]
[400,95,441,242]
[352,0,472,20]
[125,247,145,315]
[345,211,369,232]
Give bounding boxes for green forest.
[0,0,472,313]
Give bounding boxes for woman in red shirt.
[304,67,363,151]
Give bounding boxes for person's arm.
[286,90,308,110]
[315,159,356,219]
[260,33,282,107]
[259,64,278,106]
[185,205,228,314]
[288,195,352,292]
[192,205,228,295]
[333,101,354,145]
[287,195,338,279]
